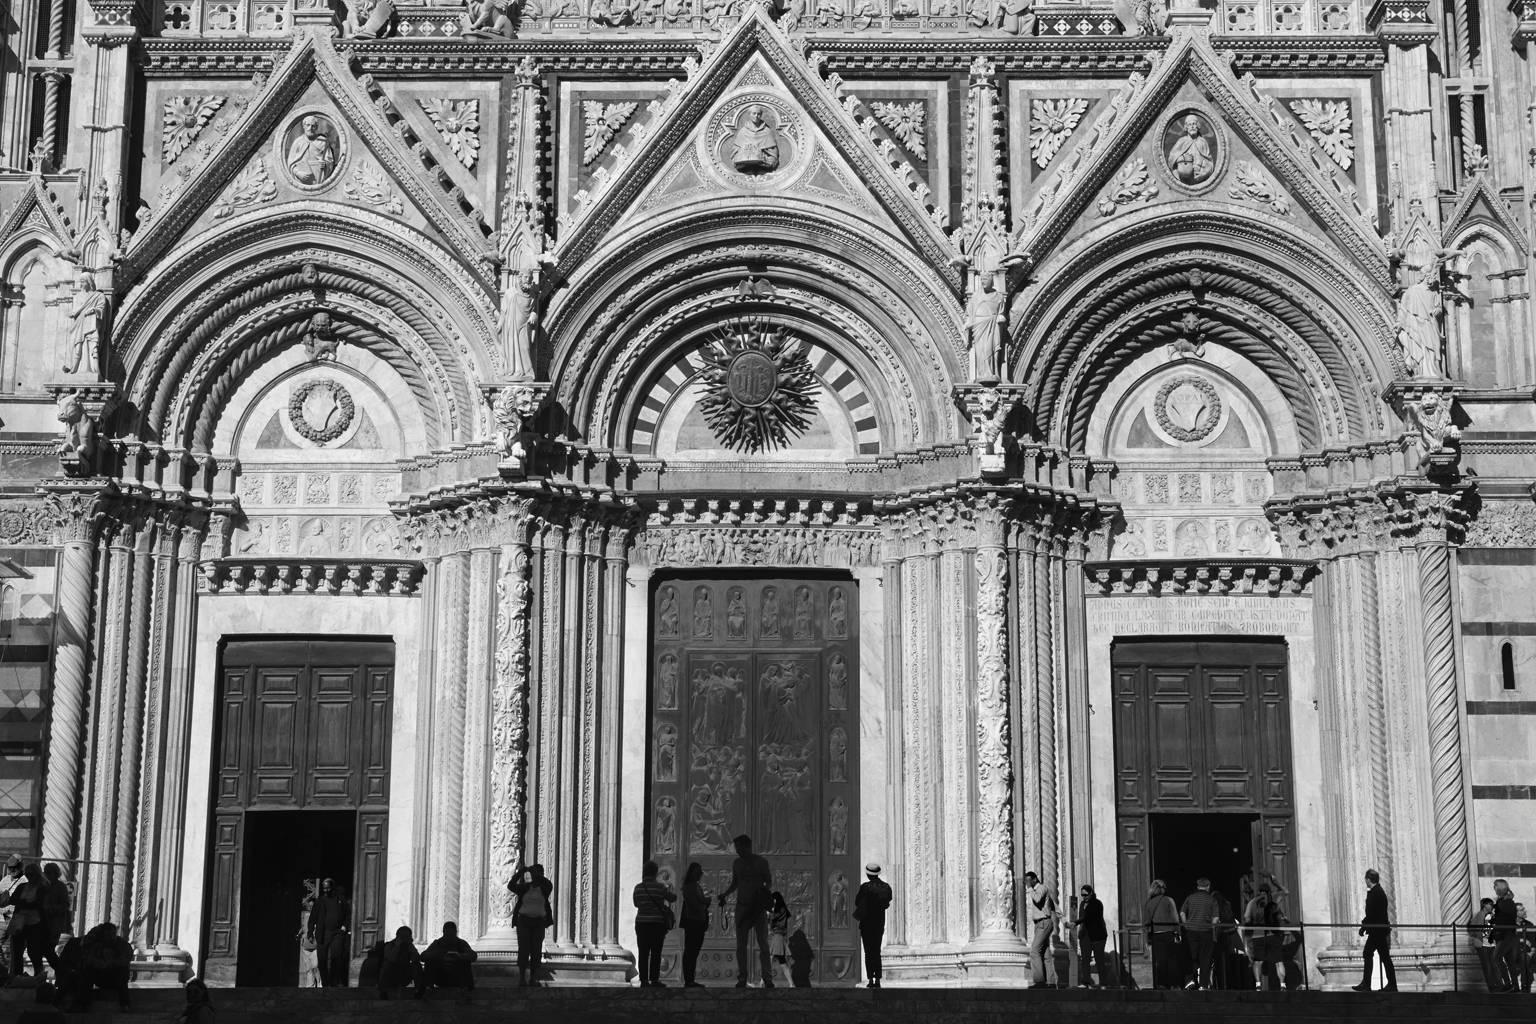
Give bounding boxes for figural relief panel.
[650,577,861,984]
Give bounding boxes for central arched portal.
[647,573,862,985]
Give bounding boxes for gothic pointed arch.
[547,203,962,452]
[114,203,498,452]
[1014,208,1397,451]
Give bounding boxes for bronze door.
[650,577,860,985]
[1111,640,1297,957]
[203,639,393,985]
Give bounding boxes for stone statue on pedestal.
[1397,253,1449,378]
[64,275,109,376]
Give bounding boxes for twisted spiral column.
[41,537,98,869]
[1418,542,1472,922]
[1360,552,1395,887]
[113,527,155,932]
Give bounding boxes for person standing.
[1471,897,1504,993]
[39,864,69,980]
[1144,879,1180,990]
[1352,868,1396,992]
[1242,885,1281,991]
[1491,878,1519,991]
[716,834,774,988]
[1179,877,1218,990]
[307,878,350,987]
[853,863,892,989]
[1073,884,1113,989]
[509,862,554,987]
[767,892,793,987]
[1514,903,1534,993]
[1024,871,1060,988]
[1,855,23,975]
[632,860,676,988]
[680,863,710,988]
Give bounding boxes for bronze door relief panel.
[650,577,860,985]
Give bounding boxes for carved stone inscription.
[1088,595,1312,637]
[650,577,859,984]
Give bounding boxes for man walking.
[1144,879,1180,990]
[1352,868,1397,992]
[1024,871,1059,988]
[306,878,350,987]
[853,862,892,989]
[1179,877,1218,990]
[1491,878,1519,991]
[717,834,773,988]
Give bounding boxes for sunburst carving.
[698,319,817,452]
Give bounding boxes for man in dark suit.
[1352,868,1397,992]
[307,878,351,987]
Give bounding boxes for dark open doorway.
[1150,812,1257,911]
[235,810,356,987]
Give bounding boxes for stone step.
[2,987,1526,1024]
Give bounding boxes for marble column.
[937,543,971,944]
[595,529,628,954]
[879,543,906,946]
[897,545,939,946]
[1417,536,1473,923]
[967,508,1022,958]
[130,516,179,955]
[428,552,470,934]
[487,518,533,942]
[113,520,156,931]
[40,497,99,871]
[460,545,497,940]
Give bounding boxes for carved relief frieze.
[0,502,60,546]
[1086,559,1316,596]
[198,558,424,595]
[1462,500,1536,548]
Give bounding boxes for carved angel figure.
[64,275,109,376]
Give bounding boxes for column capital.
[1368,0,1436,45]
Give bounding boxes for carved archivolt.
[115,209,496,448]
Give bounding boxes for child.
[767,892,792,987]
[788,928,815,987]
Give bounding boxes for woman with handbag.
[633,860,677,987]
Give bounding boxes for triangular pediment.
[1442,172,1528,253]
[0,173,77,255]
[123,36,495,288]
[552,8,957,292]
[1016,27,1388,284]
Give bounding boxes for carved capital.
[1383,485,1470,546]
[40,487,106,545]
[45,382,119,478]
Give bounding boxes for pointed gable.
[123,35,495,287]
[551,6,957,291]
[0,172,78,258]
[1016,26,1388,285]
[1441,171,1527,254]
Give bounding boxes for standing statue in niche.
[1168,114,1214,185]
[964,279,1007,383]
[64,274,109,375]
[730,105,780,173]
[500,195,553,380]
[1397,252,1452,378]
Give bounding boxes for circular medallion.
[278,112,344,191]
[726,350,778,408]
[705,91,806,187]
[288,379,356,445]
[0,509,28,543]
[1154,375,1222,442]
[1160,107,1225,195]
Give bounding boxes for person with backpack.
[1024,871,1061,988]
[632,860,677,988]
[854,863,892,989]
[509,862,555,987]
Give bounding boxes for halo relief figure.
[1169,114,1214,184]
[287,115,336,186]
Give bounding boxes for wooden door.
[649,577,861,985]
[1112,640,1296,951]
[203,639,394,984]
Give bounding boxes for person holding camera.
[717,834,774,988]
[509,862,554,988]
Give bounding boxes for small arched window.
[1502,642,1517,691]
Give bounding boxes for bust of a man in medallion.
[730,105,780,173]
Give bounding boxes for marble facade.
[0,0,1534,992]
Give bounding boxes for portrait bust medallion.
[281,112,343,190]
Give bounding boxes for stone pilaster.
[938,538,971,945]
[896,536,940,947]
[459,544,497,940]
[40,491,101,875]
[595,528,629,952]
[113,518,156,931]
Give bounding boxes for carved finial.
[1463,142,1490,179]
[28,139,50,174]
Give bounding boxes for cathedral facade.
[0,0,1532,989]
